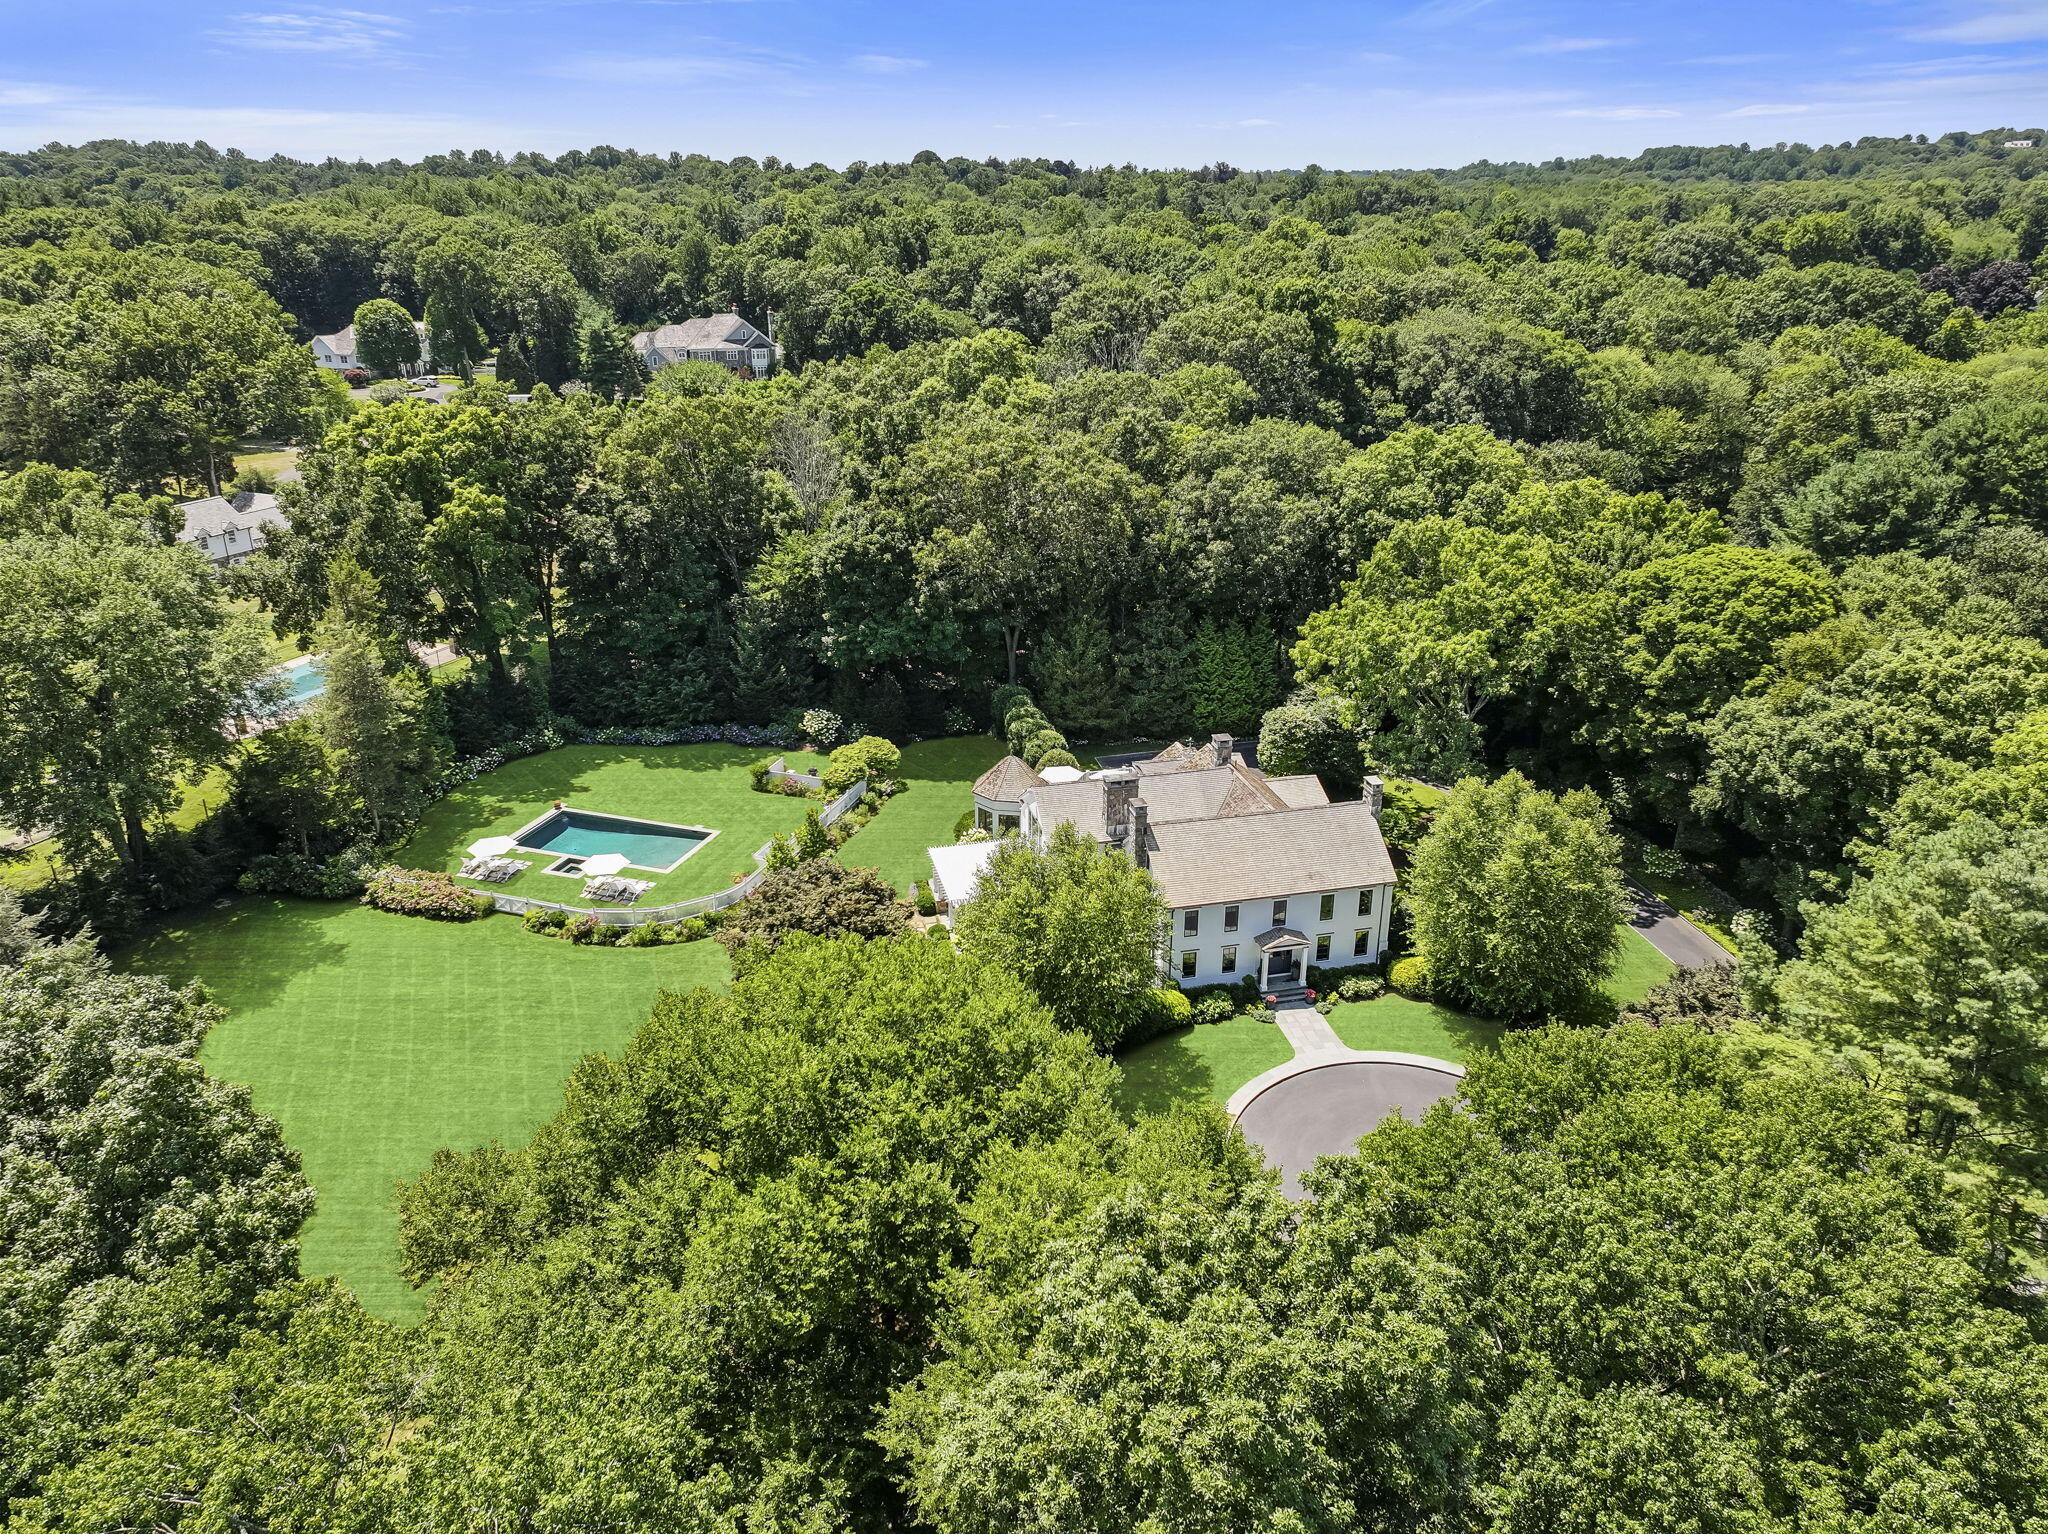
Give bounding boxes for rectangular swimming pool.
[510,808,712,873]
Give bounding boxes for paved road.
[1625,881,1733,969]
[1235,1059,1463,1197]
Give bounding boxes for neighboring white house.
[175,489,285,569]
[310,320,431,376]
[630,311,779,376]
[935,734,1397,992]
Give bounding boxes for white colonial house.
[310,320,432,376]
[630,311,779,376]
[174,489,286,569]
[934,734,1396,993]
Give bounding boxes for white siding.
[1168,884,1393,989]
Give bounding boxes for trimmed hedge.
[1388,955,1432,999]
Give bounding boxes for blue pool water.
[515,809,709,871]
[277,655,326,704]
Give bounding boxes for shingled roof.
[175,490,283,542]
[631,313,769,353]
[1145,800,1395,908]
[972,755,1046,801]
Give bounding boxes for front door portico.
[1252,925,1310,991]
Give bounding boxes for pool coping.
[504,806,721,876]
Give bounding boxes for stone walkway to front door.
[1273,1001,1348,1060]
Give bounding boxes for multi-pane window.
[1315,933,1331,962]
[1221,945,1238,974]
[1319,892,1335,922]
[1354,929,1371,957]
[1358,888,1375,916]
[1180,949,1197,979]
[1223,904,1239,933]
[1182,908,1200,938]
[1272,899,1288,927]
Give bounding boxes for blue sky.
[3,0,2047,168]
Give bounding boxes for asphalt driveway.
[1626,881,1733,968]
[1234,1059,1463,1198]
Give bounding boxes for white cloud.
[1913,0,2048,43]
[1722,102,1817,116]
[1559,105,1680,119]
[1236,117,1275,126]
[1400,0,1498,26]
[211,9,406,60]
[544,50,797,85]
[0,84,525,159]
[849,53,926,74]
[1517,36,1625,54]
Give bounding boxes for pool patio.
[405,743,831,907]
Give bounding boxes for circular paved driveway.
[1235,1059,1463,1197]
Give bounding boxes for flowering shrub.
[363,867,494,921]
[1641,844,1686,878]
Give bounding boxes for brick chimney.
[1131,799,1150,867]
[1209,732,1234,765]
[1364,775,1384,820]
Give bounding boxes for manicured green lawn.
[1602,925,1678,1005]
[1113,1012,1294,1117]
[405,744,828,907]
[842,735,1007,892]
[1116,928,1675,1117]
[123,898,729,1321]
[1327,995,1506,1060]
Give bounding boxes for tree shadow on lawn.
[1111,1026,1221,1117]
[120,896,354,1016]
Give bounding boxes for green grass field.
[1327,995,1507,1059]
[841,736,1006,892]
[123,898,729,1320]
[1112,1011,1295,1116]
[407,743,829,906]
[1115,928,1674,1116]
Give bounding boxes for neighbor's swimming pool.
[511,808,712,873]
[276,654,327,705]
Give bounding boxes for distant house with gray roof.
[310,320,431,376]
[934,733,1395,993]
[174,490,285,570]
[630,311,778,376]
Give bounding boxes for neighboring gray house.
[175,490,285,569]
[935,734,1396,993]
[630,311,778,376]
[310,320,431,376]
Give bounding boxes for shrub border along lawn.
[1115,927,1675,1117]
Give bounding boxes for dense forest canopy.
[6,126,2048,922]
[2,122,2048,1529]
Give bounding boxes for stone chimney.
[1209,732,1235,766]
[1103,769,1138,844]
[1131,799,1150,867]
[1364,775,1384,820]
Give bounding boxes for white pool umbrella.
[580,852,630,876]
[469,835,518,857]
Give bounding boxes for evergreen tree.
[579,320,643,401]
[310,560,435,839]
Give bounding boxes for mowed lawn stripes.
[124,898,730,1321]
